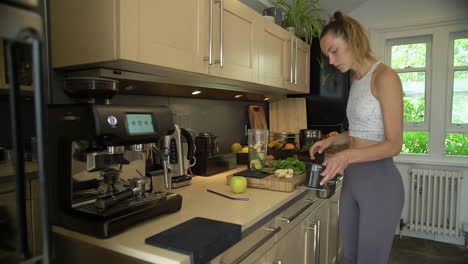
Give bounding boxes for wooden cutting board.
[226,173,306,192]
[248,105,268,130]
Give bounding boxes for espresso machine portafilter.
[47,104,183,238]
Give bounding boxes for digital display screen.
[126,114,154,134]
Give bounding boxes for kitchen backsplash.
[100,94,267,154]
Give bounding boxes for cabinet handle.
[214,0,224,67]
[279,198,316,223]
[219,0,224,67]
[289,36,293,84]
[204,0,214,65]
[294,38,298,84]
[226,227,281,264]
[305,220,320,264]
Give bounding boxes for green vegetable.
[268,157,305,175]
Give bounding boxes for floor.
[389,236,468,264]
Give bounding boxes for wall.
[49,70,265,154]
[110,94,263,154]
[349,0,468,245]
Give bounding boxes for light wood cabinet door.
[328,189,341,264]
[305,201,329,264]
[274,220,307,264]
[294,38,311,93]
[209,0,261,83]
[121,0,209,74]
[281,36,310,93]
[259,20,291,88]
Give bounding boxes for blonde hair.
[320,11,377,64]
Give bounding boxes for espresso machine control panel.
[90,105,174,145]
[47,104,183,238]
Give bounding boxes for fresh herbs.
[268,157,305,175]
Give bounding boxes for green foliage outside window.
[454,38,468,66]
[391,43,426,69]
[403,97,424,122]
[402,132,429,154]
[445,134,468,156]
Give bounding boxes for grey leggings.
[340,158,404,264]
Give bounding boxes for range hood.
[61,60,289,102]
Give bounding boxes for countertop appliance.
[160,124,195,188]
[192,132,236,176]
[47,104,183,238]
[1,0,51,262]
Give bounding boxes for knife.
[207,189,249,201]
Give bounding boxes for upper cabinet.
[259,20,310,93]
[259,19,290,89]
[284,37,310,93]
[120,0,209,74]
[209,0,262,83]
[51,0,209,74]
[50,0,309,94]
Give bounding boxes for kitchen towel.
[145,217,241,264]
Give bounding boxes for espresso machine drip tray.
[64,193,182,238]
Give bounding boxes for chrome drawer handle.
[279,199,317,223]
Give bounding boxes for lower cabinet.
[303,201,329,264]
[211,188,342,264]
[327,187,342,264]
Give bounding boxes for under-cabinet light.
[234,94,243,98]
[192,90,202,95]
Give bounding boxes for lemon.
[329,131,339,136]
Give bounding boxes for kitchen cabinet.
[327,187,342,264]
[209,0,262,83]
[51,0,261,83]
[304,200,329,264]
[51,0,207,74]
[286,37,310,93]
[259,20,310,93]
[259,20,291,89]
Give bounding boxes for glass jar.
[247,129,269,170]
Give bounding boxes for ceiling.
[252,0,369,16]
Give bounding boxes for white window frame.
[386,35,432,132]
[371,20,468,166]
[446,31,468,133]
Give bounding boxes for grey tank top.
[346,62,385,142]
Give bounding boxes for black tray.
[145,217,241,264]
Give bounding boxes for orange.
[283,143,295,150]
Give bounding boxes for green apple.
[229,176,247,194]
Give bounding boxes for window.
[376,22,468,164]
[387,36,431,154]
[446,32,468,157]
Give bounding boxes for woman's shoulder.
[373,63,400,86]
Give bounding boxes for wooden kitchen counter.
[53,166,308,264]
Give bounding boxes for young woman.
[309,11,405,264]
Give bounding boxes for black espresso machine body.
[47,104,182,238]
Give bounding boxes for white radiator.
[408,168,463,237]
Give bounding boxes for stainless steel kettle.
[161,125,195,188]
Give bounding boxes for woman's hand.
[309,138,333,160]
[320,149,351,185]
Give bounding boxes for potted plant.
[275,0,324,45]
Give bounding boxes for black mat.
[233,169,271,179]
[145,217,241,264]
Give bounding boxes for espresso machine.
[47,104,184,238]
